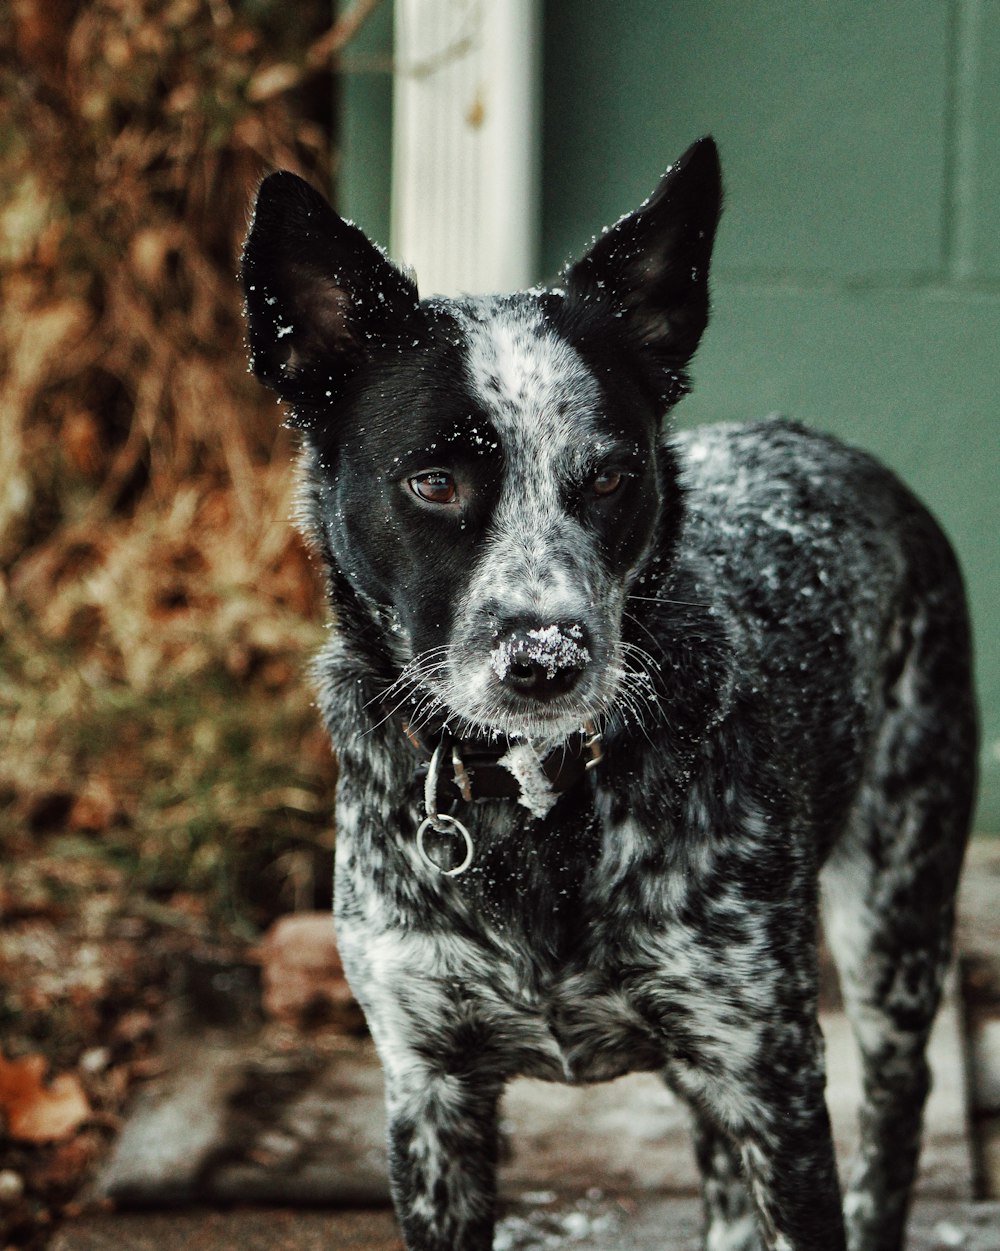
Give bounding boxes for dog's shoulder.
[672,417,936,608]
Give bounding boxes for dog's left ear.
[564,136,722,404]
[240,171,420,409]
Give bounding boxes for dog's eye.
[409,471,457,505]
[592,469,624,497]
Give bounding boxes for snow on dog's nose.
[490,623,591,701]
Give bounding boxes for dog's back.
[673,416,977,1248]
[674,418,976,856]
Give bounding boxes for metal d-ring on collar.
[416,738,475,877]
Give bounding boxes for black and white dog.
[240,138,978,1251]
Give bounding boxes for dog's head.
[241,139,721,742]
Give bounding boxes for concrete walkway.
[50,1199,1000,1251]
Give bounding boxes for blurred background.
[2,0,343,936]
[1,0,998,1240]
[1,3,345,1238]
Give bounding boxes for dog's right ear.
[240,172,419,408]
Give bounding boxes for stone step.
[93,986,973,1208]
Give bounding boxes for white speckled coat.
[241,139,978,1251]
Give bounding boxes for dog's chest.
[351,909,673,1085]
[337,767,770,1086]
[526,967,666,1082]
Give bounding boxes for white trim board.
[391,0,541,298]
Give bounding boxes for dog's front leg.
[383,1058,502,1251]
[331,784,504,1248]
[675,1036,846,1251]
[735,1093,845,1251]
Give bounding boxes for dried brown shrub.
[0,0,339,555]
[0,0,378,925]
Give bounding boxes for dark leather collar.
[396,712,603,807]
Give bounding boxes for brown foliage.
[0,0,341,561]
[0,1052,91,1144]
[0,0,356,911]
[0,0,379,1002]
[0,5,385,1242]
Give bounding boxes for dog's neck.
[396,713,603,808]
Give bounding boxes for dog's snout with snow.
[490,621,592,701]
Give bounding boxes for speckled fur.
[240,139,978,1251]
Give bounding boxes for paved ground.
[49,1199,1000,1251]
[51,842,1000,1249]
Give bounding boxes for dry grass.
[1,460,336,929]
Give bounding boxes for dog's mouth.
[434,685,601,743]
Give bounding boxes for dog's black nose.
[491,623,591,702]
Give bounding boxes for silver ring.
[416,813,474,876]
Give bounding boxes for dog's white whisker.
[626,593,711,609]
[362,656,454,737]
[618,628,667,675]
[369,646,451,709]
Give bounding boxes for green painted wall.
[543,1,1000,831]
[338,2,1000,830]
[338,0,394,245]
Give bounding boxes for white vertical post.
[391,0,541,298]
